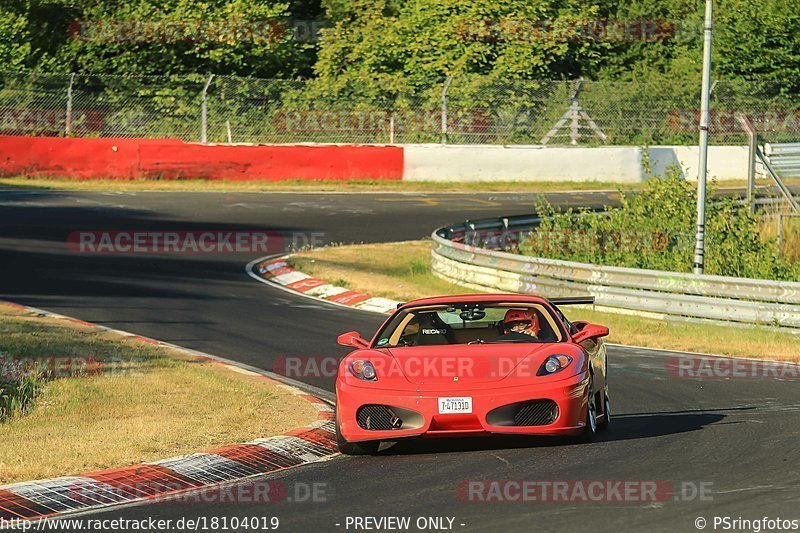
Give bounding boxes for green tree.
[310,0,613,97]
[715,0,800,89]
[0,4,30,71]
[595,0,800,90]
[1,0,320,78]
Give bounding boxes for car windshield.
[372,303,564,348]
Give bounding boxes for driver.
[503,309,541,338]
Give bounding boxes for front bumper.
[336,373,589,442]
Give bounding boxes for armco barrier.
[765,143,800,179]
[431,216,800,330]
[0,136,403,181]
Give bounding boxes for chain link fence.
[2,70,799,146]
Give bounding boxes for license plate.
[438,397,472,414]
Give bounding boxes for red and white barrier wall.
[0,136,748,182]
[0,136,404,181]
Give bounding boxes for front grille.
[512,400,559,426]
[356,404,400,431]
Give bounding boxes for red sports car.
[335,294,611,455]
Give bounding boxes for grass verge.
[289,241,800,362]
[1,176,793,193]
[0,304,317,484]
[760,213,800,264]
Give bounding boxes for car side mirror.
[337,331,369,349]
[572,323,609,343]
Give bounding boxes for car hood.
[383,343,554,386]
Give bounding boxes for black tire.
[597,383,611,431]
[578,375,598,442]
[335,409,381,455]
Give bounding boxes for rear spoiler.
[549,296,595,306]
[396,297,595,309]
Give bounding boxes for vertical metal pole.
[441,76,453,145]
[569,100,579,145]
[201,74,215,144]
[693,0,713,275]
[65,73,75,136]
[389,113,395,144]
[736,113,757,214]
[746,130,757,213]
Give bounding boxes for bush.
[0,373,44,422]
[519,167,800,281]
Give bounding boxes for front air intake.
[356,404,402,430]
[512,400,559,426]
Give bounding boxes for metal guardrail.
[765,143,800,178]
[431,216,800,330]
[760,143,800,213]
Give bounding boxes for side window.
[553,305,578,336]
[401,315,421,337]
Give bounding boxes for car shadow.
[376,407,745,455]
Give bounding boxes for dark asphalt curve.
[0,190,616,392]
[1,189,797,533]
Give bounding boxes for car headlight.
[349,359,377,381]
[537,355,572,376]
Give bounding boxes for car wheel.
[335,408,380,455]
[579,375,598,442]
[597,383,611,431]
